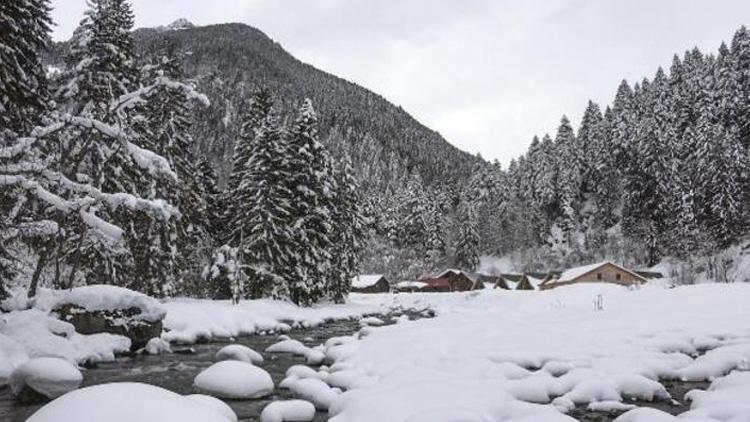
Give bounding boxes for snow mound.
[185,394,238,422]
[260,400,316,422]
[144,337,172,355]
[27,382,233,422]
[216,344,263,364]
[193,360,274,399]
[10,357,83,400]
[266,339,309,355]
[359,316,384,327]
[286,377,338,410]
[38,285,166,322]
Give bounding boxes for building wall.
[542,263,644,290]
[351,279,390,293]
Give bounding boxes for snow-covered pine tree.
[224,89,272,244]
[53,0,144,285]
[284,99,337,305]
[0,0,52,295]
[202,244,240,300]
[128,50,210,295]
[454,201,480,271]
[233,100,293,300]
[327,154,365,303]
[196,158,222,241]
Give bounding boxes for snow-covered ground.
[324,284,750,421]
[5,283,750,421]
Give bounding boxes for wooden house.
[420,269,482,292]
[540,261,647,290]
[393,281,428,293]
[350,274,390,293]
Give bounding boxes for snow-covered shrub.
[202,245,242,300]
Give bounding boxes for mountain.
[46,22,480,192]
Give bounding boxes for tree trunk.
[27,248,49,298]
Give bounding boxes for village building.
[420,269,483,292]
[393,281,428,293]
[540,261,647,290]
[492,273,545,290]
[350,274,390,293]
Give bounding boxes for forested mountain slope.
[48,21,480,191]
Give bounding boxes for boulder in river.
[11,357,82,404]
[47,285,166,351]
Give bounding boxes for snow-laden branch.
[112,76,210,114]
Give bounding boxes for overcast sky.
[49,0,750,165]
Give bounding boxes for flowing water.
[0,315,394,422]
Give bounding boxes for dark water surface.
[0,317,377,422]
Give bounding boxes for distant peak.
[165,18,195,31]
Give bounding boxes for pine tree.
[0,0,52,292]
[225,89,273,245]
[234,104,293,300]
[284,98,338,305]
[455,201,480,271]
[327,154,365,303]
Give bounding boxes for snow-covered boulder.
[45,286,166,351]
[216,344,263,364]
[27,382,234,422]
[10,357,82,403]
[193,361,274,399]
[285,378,338,410]
[185,394,238,422]
[260,400,316,422]
[143,337,172,355]
[266,339,309,355]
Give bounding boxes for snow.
[0,308,131,374]
[358,316,384,326]
[260,400,316,422]
[317,284,750,422]
[34,285,166,322]
[26,382,235,422]
[193,360,274,399]
[216,344,264,364]
[285,377,339,410]
[185,394,238,422]
[557,261,644,283]
[10,357,83,399]
[162,297,389,344]
[144,337,172,355]
[351,275,385,289]
[393,281,428,290]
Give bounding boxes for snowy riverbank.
[0,288,407,387]
[321,284,750,421]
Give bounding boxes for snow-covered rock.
[193,361,274,399]
[10,358,82,402]
[143,337,172,355]
[266,339,309,355]
[260,400,316,422]
[26,382,234,422]
[285,377,338,410]
[185,394,238,422]
[40,285,166,350]
[216,344,263,364]
[358,316,384,327]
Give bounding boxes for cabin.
[350,274,390,293]
[540,261,647,290]
[420,269,483,292]
[493,273,544,290]
[393,281,428,293]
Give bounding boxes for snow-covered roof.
[557,261,645,283]
[351,274,386,289]
[394,281,428,289]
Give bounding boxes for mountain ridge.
[47,21,481,191]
